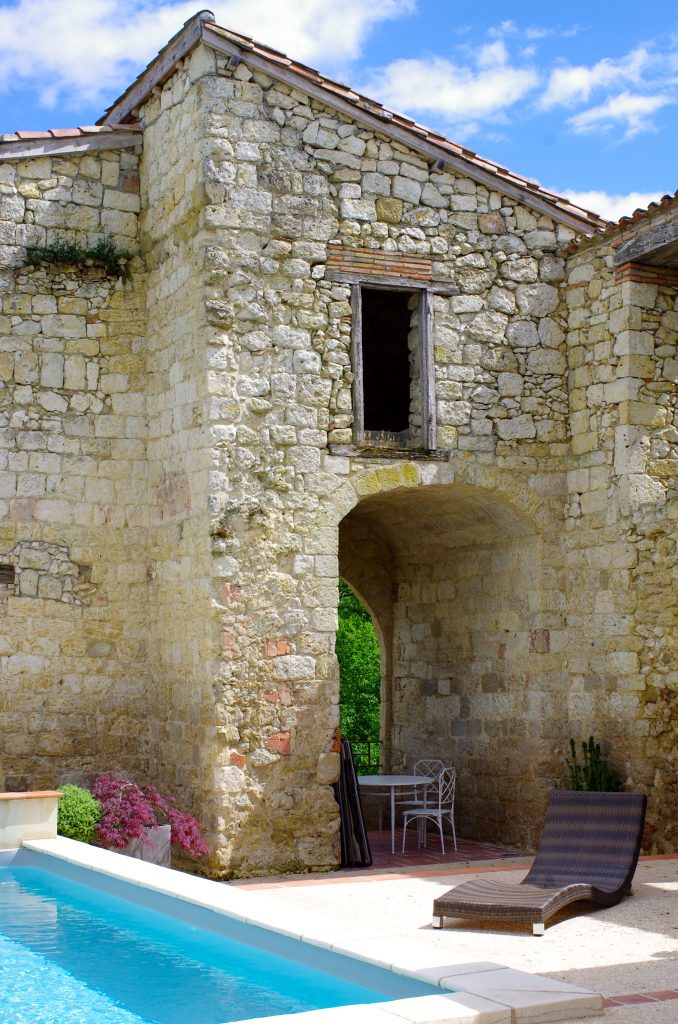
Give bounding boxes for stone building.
[0,11,675,876]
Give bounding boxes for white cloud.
[559,189,664,222]
[0,0,414,109]
[568,91,672,138]
[362,47,538,126]
[541,47,650,108]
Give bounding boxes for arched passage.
[338,480,554,846]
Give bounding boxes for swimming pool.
[0,849,439,1024]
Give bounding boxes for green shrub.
[567,737,621,792]
[57,785,102,843]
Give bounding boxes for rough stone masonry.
[0,12,675,875]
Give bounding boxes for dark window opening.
[0,564,15,586]
[361,287,414,436]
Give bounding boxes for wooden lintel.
[201,27,598,235]
[0,132,142,161]
[614,220,678,267]
[328,444,450,462]
[326,269,459,294]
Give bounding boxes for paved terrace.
[235,854,678,1024]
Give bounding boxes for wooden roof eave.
[98,10,215,126]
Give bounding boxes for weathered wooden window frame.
[351,281,436,451]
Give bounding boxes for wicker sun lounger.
[433,790,647,935]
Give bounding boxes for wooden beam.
[420,289,436,451]
[326,269,458,294]
[101,12,214,125]
[328,444,450,461]
[202,27,599,234]
[614,220,678,267]
[0,132,142,161]
[350,284,364,445]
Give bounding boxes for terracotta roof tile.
[568,190,678,253]
[0,124,143,147]
[91,12,607,231]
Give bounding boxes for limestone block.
[526,349,566,375]
[467,311,508,342]
[421,183,447,208]
[617,355,655,378]
[501,257,538,283]
[272,656,316,680]
[103,189,140,213]
[507,321,539,347]
[338,197,376,221]
[516,283,559,317]
[619,401,666,428]
[613,331,654,357]
[568,263,594,284]
[478,212,505,234]
[580,489,607,515]
[498,372,523,397]
[40,353,64,389]
[496,414,536,440]
[619,474,666,507]
[375,197,403,224]
[362,172,390,196]
[620,281,657,308]
[450,295,483,313]
[487,286,515,314]
[538,318,564,347]
[392,176,421,204]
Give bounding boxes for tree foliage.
[336,579,381,744]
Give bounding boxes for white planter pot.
[117,823,171,867]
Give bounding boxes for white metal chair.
[395,758,445,812]
[402,767,457,854]
[377,757,443,835]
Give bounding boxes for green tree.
[336,579,381,762]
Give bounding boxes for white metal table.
[357,774,433,854]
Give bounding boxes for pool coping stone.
[19,837,603,1024]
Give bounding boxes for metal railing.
[346,739,382,775]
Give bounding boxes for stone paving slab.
[239,857,678,1023]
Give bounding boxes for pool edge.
[19,838,603,1024]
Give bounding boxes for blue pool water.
[0,855,439,1023]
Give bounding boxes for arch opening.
[338,481,555,847]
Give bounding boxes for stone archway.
[337,468,558,847]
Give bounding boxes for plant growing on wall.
[25,233,132,281]
[57,784,102,843]
[91,773,209,859]
[567,737,622,792]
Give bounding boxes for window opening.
[361,287,414,437]
[352,284,435,450]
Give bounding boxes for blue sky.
[1,0,676,220]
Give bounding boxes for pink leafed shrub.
[91,773,209,860]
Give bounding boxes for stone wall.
[190,49,588,872]
[0,146,149,789]
[0,39,674,872]
[565,240,677,851]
